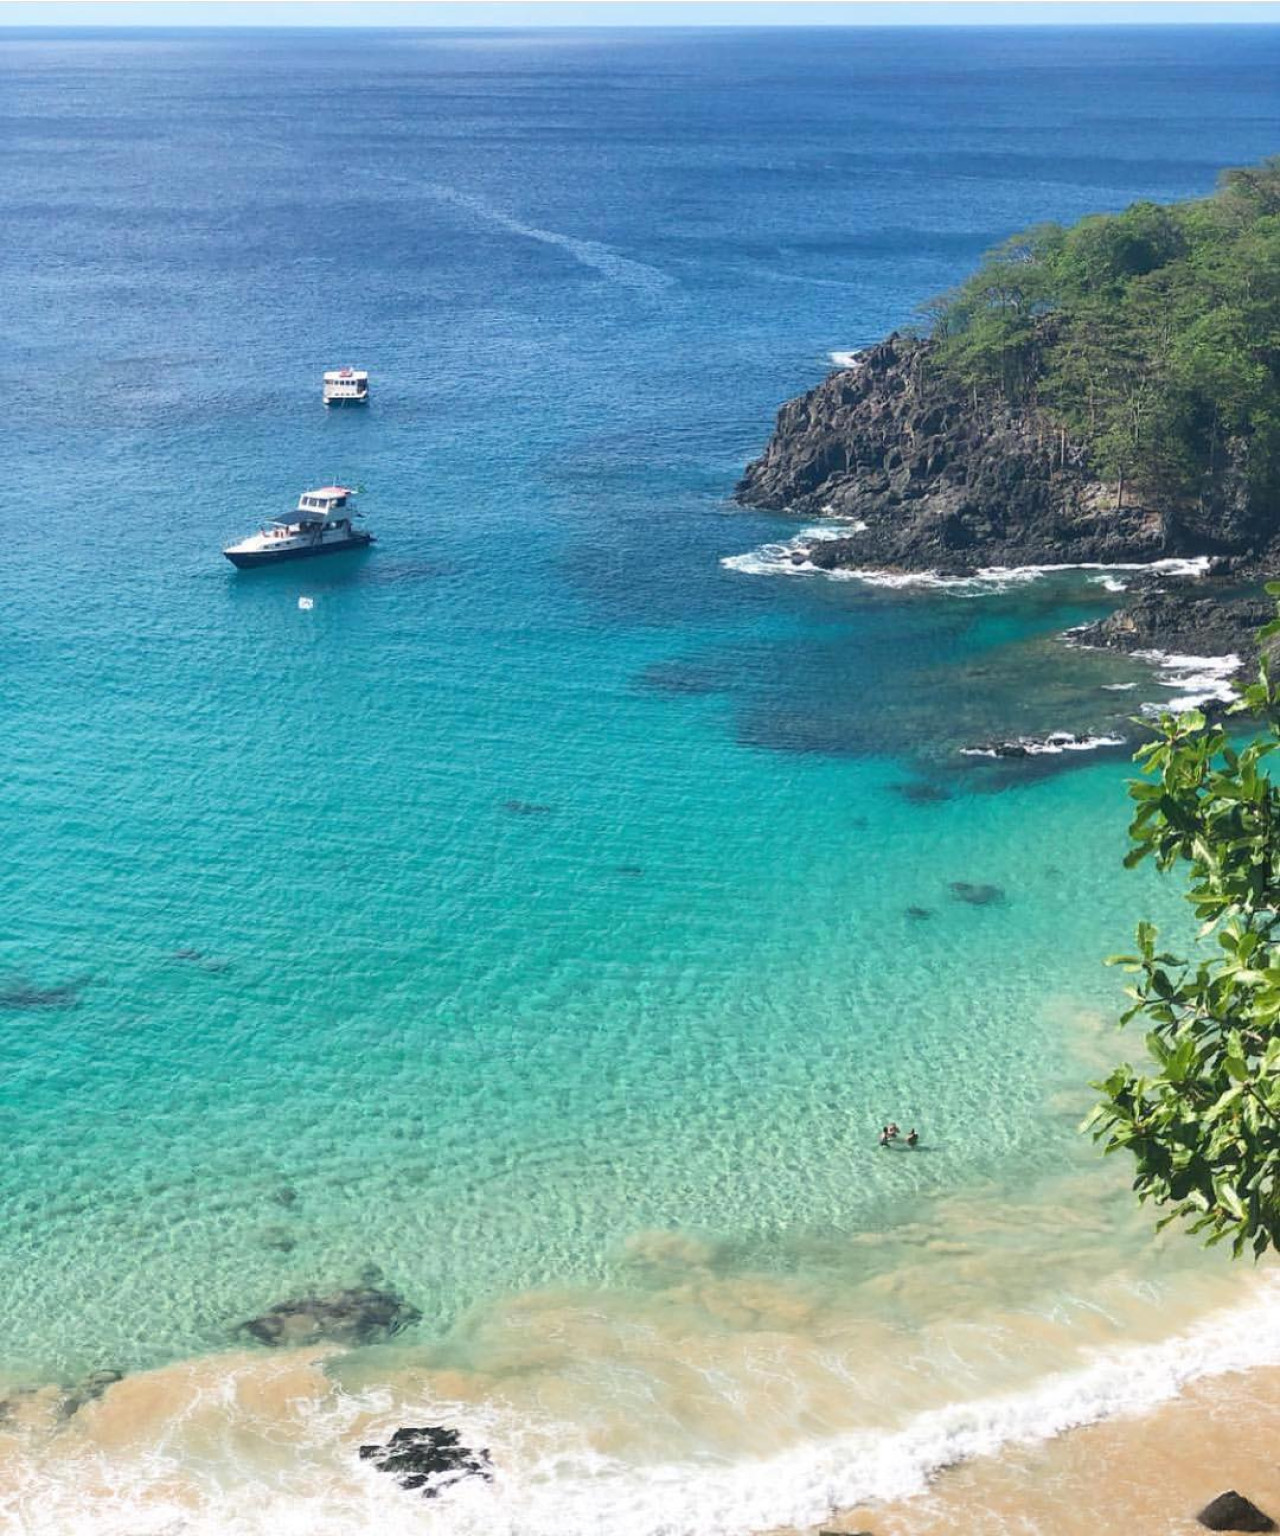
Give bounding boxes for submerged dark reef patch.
[239,1286,421,1348]
[892,781,953,805]
[0,974,91,1011]
[949,882,1007,907]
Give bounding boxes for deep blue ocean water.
[2,25,1280,1535]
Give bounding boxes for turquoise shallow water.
[3,23,1280,1533]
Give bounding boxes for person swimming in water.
[878,1126,891,1147]
[906,1128,919,1147]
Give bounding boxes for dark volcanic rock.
[961,731,1127,760]
[240,1286,421,1348]
[1196,1490,1276,1532]
[737,334,1273,577]
[359,1425,492,1499]
[1072,584,1273,672]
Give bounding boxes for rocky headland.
[736,333,1276,674]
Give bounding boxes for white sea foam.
[1135,649,1241,714]
[1102,682,1138,691]
[720,522,866,577]
[960,732,1127,759]
[15,1275,1280,1536]
[721,545,1214,595]
[829,349,866,368]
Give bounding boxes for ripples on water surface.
[2,21,1280,1534]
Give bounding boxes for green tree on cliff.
[929,157,1280,516]
[1088,600,1280,1257]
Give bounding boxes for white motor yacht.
[223,486,374,569]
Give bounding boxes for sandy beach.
[796,1364,1280,1536]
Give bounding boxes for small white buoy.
[298,596,314,611]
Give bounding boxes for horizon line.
[5,3,1280,30]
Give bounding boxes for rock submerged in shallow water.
[905,905,933,920]
[1196,1490,1276,1532]
[359,1425,492,1499]
[502,799,554,816]
[0,1367,124,1428]
[0,974,91,1010]
[891,781,952,804]
[58,1368,124,1420]
[949,881,1005,906]
[240,1286,421,1348]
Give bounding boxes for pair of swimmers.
[878,1123,918,1148]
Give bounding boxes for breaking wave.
[720,522,866,577]
[1135,649,1241,714]
[721,542,1213,595]
[960,732,1127,759]
[6,1274,1280,1536]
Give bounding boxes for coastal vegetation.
[927,159,1280,516]
[1090,601,1280,1257]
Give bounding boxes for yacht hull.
[224,535,374,569]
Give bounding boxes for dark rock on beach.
[359,1425,493,1499]
[1196,1490,1276,1532]
[240,1286,421,1348]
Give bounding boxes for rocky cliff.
[736,334,1265,576]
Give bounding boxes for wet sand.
[802,1364,1280,1536]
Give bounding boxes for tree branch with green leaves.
[1085,590,1280,1258]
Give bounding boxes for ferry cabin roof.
[323,370,368,383]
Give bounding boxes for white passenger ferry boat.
[223,486,374,569]
[322,368,369,407]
